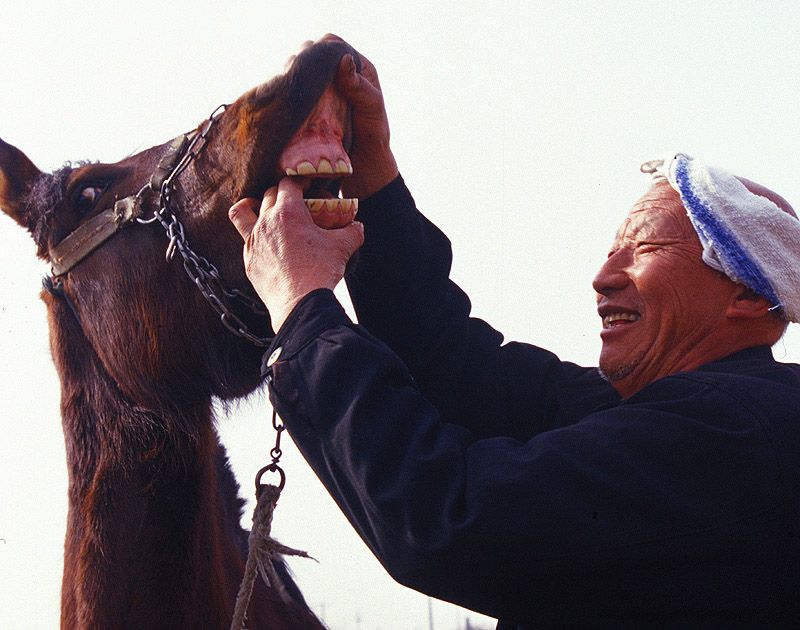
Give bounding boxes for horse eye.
[74,185,105,217]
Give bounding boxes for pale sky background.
[1,2,799,629]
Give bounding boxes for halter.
[46,103,273,347]
[45,101,311,624]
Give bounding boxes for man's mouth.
[597,302,642,331]
[602,312,641,328]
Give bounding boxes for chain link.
[254,408,287,493]
[155,104,288,500]
[148,105,290,592]
[270,407,285,461]
[145,104,273,347]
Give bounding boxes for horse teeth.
[304,199,323,214]
[303,198,359,217]
[288,159,351,178]
[341,198,358,213]
[296,161,316,176]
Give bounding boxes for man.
[229,46,800,628]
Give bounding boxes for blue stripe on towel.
[673,156,779,306]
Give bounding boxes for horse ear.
[0,138,43,230]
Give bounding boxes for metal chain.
[141,104,285,491]
[254,408,286,493]
[141,103,273,347]
[270,407,285,463]
[144,104,303,630]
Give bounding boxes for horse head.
[0,39,359,413]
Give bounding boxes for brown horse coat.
[0,39,359,630]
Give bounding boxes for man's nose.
[592,249,631,295]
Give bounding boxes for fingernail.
[348,55,356,77]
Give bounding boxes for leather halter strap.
[49,195,144,276]
[47,132,192,277]
[44,104,270,347]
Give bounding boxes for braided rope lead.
[229,484,314,630]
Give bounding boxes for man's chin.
[597,356,638,384]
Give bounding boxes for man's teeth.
[286,158,352,176]
[305,198,358,215]
[603,312,641,326]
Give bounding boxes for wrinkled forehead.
[613,182,697,246]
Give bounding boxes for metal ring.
[255,463,286,493]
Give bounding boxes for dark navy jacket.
[264,176,800,629]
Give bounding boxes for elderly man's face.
[593,182,738,397]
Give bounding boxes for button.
[266,346,283,367]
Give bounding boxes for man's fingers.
[355,53,381,90]
[259,186,279,218]
[228,198,259,241]
[275,176,311,216]
[229,184,281,240]
[335,54,383,111]
[320,34,381,88]
[331,220,365,259]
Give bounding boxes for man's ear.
[726,285,774,319]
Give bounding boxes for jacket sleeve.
[264,290,783,626]
[346,176,618,441]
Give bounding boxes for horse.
[0,38,360,630]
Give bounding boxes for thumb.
[228,198,260,241]
[330,220,365,260]
[335,54,381,112]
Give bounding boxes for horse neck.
[51,303,247,629]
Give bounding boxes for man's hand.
[322,35,399,200]
[283,35,398,199]
[229,177,364,332]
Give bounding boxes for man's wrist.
[261,288,352,378]
[266,292,310,334]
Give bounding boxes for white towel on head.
[641,153,800,323]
